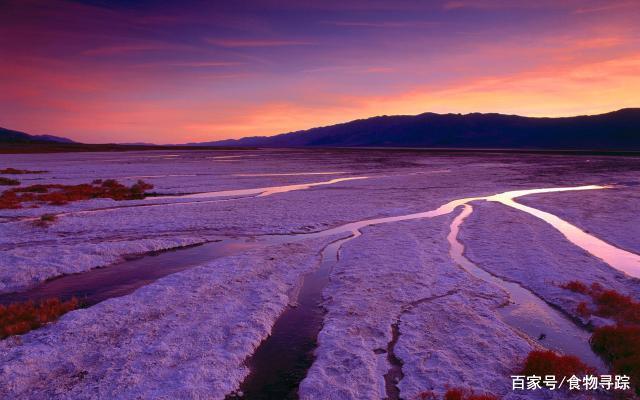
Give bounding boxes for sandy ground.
[1,149,639,399]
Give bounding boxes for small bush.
[0,177,20,186]
[594,290,640,325]
[0,179,154,209]
[444,388,499,400]
[416,388,499,400]
[33,213,57,227]
[561,282,639,394]
[0,191,21,209]
[0,297,79,339]
[576,302,590,318]
[561,281,640,325]
[40,214,57,222]
[591,324,640,395]
[522,350,593,378]
[561,280,589,295]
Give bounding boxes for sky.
[1,0,639,144]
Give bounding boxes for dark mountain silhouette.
[0,127,76,144]
[200,108,640,151]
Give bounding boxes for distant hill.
[0,127,247,154]
[199,108,640,151]
[0,127,76,144]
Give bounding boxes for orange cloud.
[181,51,640,141]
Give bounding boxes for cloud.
[164,61,245,68]
[573,36,625,49]
[82,43,189,56]
[573,1,636,14]
[205,38,315,47]
[442,0,551,11]
[321,20,435,28]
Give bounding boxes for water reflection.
[151,176,369,200]
[448,205,605,370]
[233,172,346,177]
[487,185,640,278]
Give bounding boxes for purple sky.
[1,0,639,143]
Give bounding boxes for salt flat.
[0,149,638,399]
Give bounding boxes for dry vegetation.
[591,324,640,395]
[0,177,20,186]
[0,179,153,209]
[562,281,640,325]
[417,388,499,400]
[521,350,593,378]
[0,168,47,174]
[0,297,79,339]
[33,213,58,228]
[562,281,640,395]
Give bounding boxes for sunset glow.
[1,0,639,143]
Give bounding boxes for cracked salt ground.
[1,150,640,399]
[2,184,637,399]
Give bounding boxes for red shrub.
[0,191,22,209]
[594,290,640,325]
[522,350,593,378]
[561,282,640,394]
[561,281,590,294]
[591,324,640,395]
[416,391,437,400]
[444,388,465,400]
[14,184,51,193]
[576,302,590,318]
[444,388,499,400]
[561,281,640,325]
[415,389,499,400]
[466,395,499,400]
[0,180,154,209]
[0,177,20,186]
[0,297,79,339]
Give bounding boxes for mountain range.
[0,127,76,144]
[2,109,639,151]
[201,108,640,151]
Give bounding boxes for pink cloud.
[82,43,191,56]
[573,1,637,14]
[206,38,315,47]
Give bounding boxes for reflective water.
[487,186,640,278]
[449,204,605,371]
[0,240,258,306]
[149,177,369,200]
[229,237,352,399]
[233,172,346,177]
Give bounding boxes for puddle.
[233,172,346,177]
[208,155,258,160]
[151,177,369,200]
[120,174,199,179]
[229,237,352,399]
[0,240,258,306]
